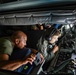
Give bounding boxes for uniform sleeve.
[37,38,55,61]
[0,39,13,56]
[45,51,55,62]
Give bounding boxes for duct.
[0,11,76,25]
[52,15,76,24]
[0,0,60,12]
[0,0,76,12]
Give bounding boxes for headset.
[45,27,58,41]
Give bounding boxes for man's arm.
[0,54,36,71]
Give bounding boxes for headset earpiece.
[48,37,52,41]
[45,27,57,41]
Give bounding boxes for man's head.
[49,30,61,44]
[11,31,27,49]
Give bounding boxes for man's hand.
[40,53,44,63]
[23,54,36,65]
[52,45,59,53]
[31,49,44,63]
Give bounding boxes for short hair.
[44,27,61,40]
[11,31,27,41]
[53,29,61,37]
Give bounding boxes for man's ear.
[15,39,20,44]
